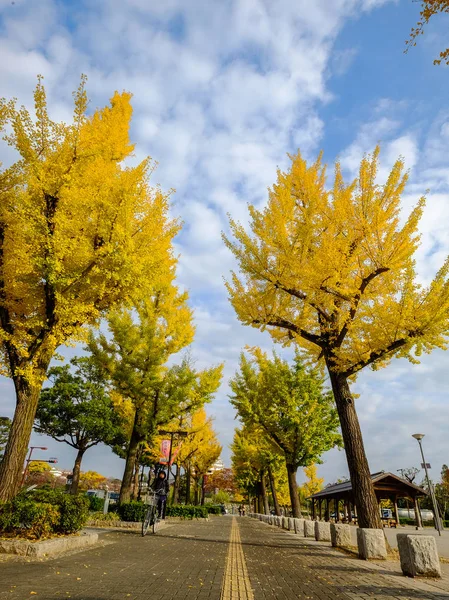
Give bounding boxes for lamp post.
[412,434,443,535]
[21,446,48,486]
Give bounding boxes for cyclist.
[151,470,169,520]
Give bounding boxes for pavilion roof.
[309,471,428,500]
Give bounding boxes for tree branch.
[343,336,409,378]
[336,267,390,346]
[274,281,331,322]
[253,317,323,347]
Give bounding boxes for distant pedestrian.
[238,505,242,516]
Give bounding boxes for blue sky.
[1,0,449,486]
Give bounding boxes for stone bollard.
[276,516,282,527]
[294,518,305,535]
[282,516,289,529]
[397,534,441,578]
[288,517,295,531]
[331,523,352,548]
[315,521,331,542]
[304,520,315,538]
[356,528,387,560]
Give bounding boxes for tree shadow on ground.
[338,585,449,599]
[309,563,403,577]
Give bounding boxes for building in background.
[207,458,224,475]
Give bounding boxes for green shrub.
[88,496,105,511]
[205,505,222,515]
[57,494,89,534]
[0,497,60,539]
[16,489,89,534]
[399,518,434,527]
[88,511,120,522]
[118,501,146,522]
[166,505,208,519]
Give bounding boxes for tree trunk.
[131,462,140,500]
[286,462,301,518]
[0,376,43,501]
[70,447,86,495]
[137,466,145,501]
[267,464,280,516]
[119,411,142,504]
[194,478,199,505]
[186,465,191,504]
[260,470,269,515]
[201,475,206,505]
[327,369,382,529]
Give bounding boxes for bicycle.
[142,492,160,536]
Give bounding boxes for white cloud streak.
[5,0,447,486]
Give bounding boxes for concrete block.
[315,520,331,542]
[282,516,289,529]
[398,534,441,578]
[0,532,98,558]
[294,518,304,535]
[288,517,295,531]
[276,516,282,527]
[331,523,352,548]
[304,520,315,538]
[357,528,387,560]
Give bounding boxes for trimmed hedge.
[88,496,105,512]
[0,490,89,539]
[205,505,222,515]
[399,518,434,527]
[89,511,120,522]
[166,505,208,519]
[118,501,146,522]
[117,502,211,521]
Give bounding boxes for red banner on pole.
[160,439,171,464]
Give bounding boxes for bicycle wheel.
[152,515,159,534]
[142,506,155,537]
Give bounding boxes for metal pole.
[20,447,34,487]
[167,432,174,485]
[417,439,443,535]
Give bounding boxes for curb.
[0,531,98,558]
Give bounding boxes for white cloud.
[4,0,427,481]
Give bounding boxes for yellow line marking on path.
[221,517,254,600]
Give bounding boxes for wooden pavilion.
[309,471,428,527]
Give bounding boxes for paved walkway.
[1,517,449,599]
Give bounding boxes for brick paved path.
[1,517,449,600]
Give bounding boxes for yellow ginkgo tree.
[0,78,178,500]
[406,1,449,65]
[224,147,449,529]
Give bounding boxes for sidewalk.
[0,516,448,599]
[245,517,449,599]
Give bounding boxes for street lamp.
[21,446,48,486]
[412,433,443,535]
